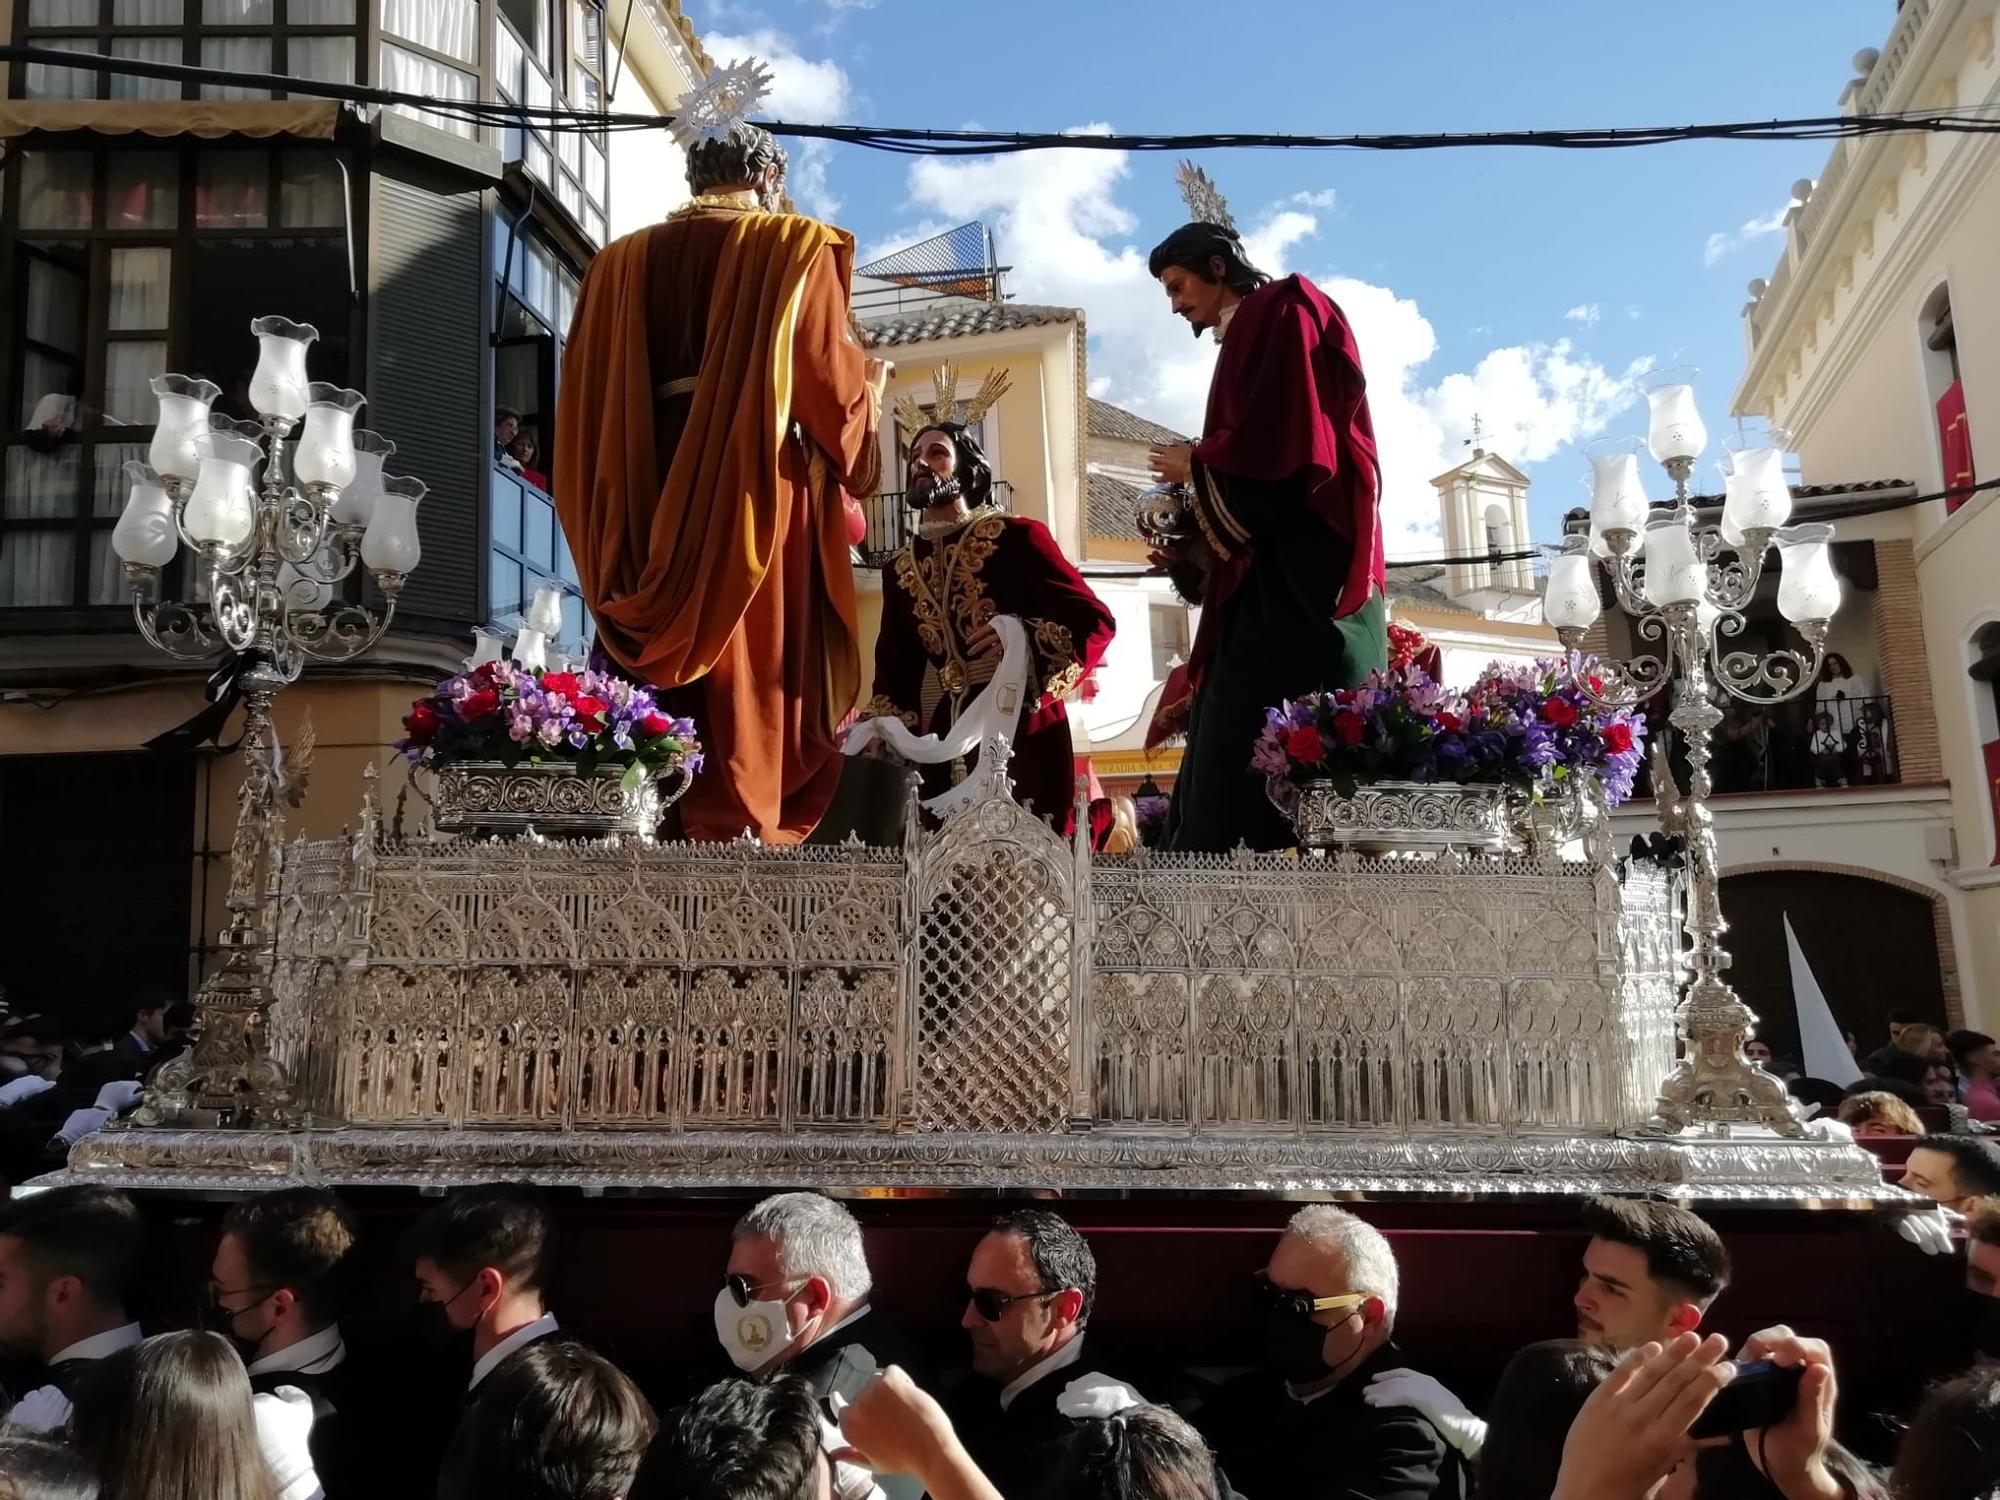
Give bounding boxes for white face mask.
[714,1284,801,1373]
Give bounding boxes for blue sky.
[686,0,1892,554]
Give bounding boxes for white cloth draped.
[842,613,1032,821]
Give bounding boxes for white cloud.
[1702,205,1789,267]
[702,29,853,217]
[1564,303,1601,325]
[1290,188,1338,210]
[883,130,1646,553]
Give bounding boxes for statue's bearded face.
[1158,261,1232,336]
[910,429,958,484]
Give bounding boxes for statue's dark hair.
[1146,222,1270,295]
[908,422,994,509]
[685,123,787,196]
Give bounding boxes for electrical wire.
[9,45,2000,151]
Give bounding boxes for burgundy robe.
[865,513,1115,835]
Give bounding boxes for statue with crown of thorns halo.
[846,362,1117,837]
[1141,160,1390,852]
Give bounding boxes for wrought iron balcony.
[1646,692,1901,796]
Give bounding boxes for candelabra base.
[130,947,298,1130]
[1646,979,1804,1138]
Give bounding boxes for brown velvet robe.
[556,201,881,843]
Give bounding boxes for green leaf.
[620,760,647,793]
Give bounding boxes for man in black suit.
[719,1192,933,1500]
[409,1183,563,1395]
[946,1209,1144,1500]
[0,1184,145,1432]
[1197,1205,1462,1500]
[210,1187,366,1496]
[108,996,170,1074]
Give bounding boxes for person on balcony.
[556,122,892,844]
[1141,189,1387,852]
[859,412,1115,837]
[507,431,549,492]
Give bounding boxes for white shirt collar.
[1212,301,1240,346]
[819,1303,871,1341]
[50,1322,143,1365]
[247,1321,346,1378]
[469,1312,558,1390]
[999,1334,1084,1411]
[126,1029,153,1054]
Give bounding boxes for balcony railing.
[1640,693,1900,797]
[854,481,1014,568]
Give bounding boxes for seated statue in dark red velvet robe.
[862,419,1115,836]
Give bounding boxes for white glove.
[818,1410,885,1500]
[4,1384,74,1434]
[1364,1368,1488,1461]
[1056,1372,1146,1420]
[95,1079,144,1113]
[51,1106,111,1148]
[0,1075,54,1107]
[1897,1206,1960,1256]
[255,1386,323,1500]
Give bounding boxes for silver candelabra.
[1543,369,1842,1138]
[114,315,424,1126]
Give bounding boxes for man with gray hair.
[1197,1205,1462,1499]
[716,1192,933,1500]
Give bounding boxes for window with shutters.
[489,208,586,651]
[10,0,360,101]
[0,144,352,616]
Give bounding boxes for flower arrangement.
[1251,658,1645,811]
[397,660,703,791]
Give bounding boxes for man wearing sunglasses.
[948,1209,1146,1500]
[718,1193,933,1500]
[1199,1205,1461,1500]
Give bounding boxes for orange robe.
[555,202,881,843]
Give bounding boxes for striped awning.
[0,98,341,140]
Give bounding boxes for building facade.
[0,0,704,1022]
[1728,0,2000,1035]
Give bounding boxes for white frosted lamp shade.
[148,374,222,482]
[1542,545,1602,630]
[466,627,507,669]
[331,430,395,526]
[111,460,179,568]
[248,315,318,421]
[1644,366,1707,462]
[1586,438,1649,552]
[182,431,264,548]
[513,627,549,673]
[1721,438,1792,532]
[1641,513,1707,607]
[1777,523,1841,622]
[293,383,366,490]
[361,473,424,574]
[525,584,565,635]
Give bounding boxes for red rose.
[1588,674,1604,694]
[461,688,501,720]
[1541,695,1580,728]
[639,712,674,736]
[1282,724,1327,764]
[403,701,440,744]
[540,671,582,700]
[571,694,609,730]
[1602,722,1633,755]
[1436,710,1464,733]
[1330,711,1367,748]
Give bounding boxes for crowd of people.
[0,1000,192,1185]
[0,1173,1994,1500]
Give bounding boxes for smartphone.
[1688,1358,1806,1439]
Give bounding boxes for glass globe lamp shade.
[1643,366,1707,463]
[1641,512,1707,607]
[293,383,366,491]
[361,473,424,574]
[1776,523,1841,623]
[331,430,395,527]
[466,626,507,669]
[1720,432,1794,532]
[148,374,223,483]
[1585,436,1649,556]
[525,583,565,636]
[513,627,549,673]
[248,315,318,422]
[1541,541,1602,631]
[182,431,264,548]
[111,460,179,568]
